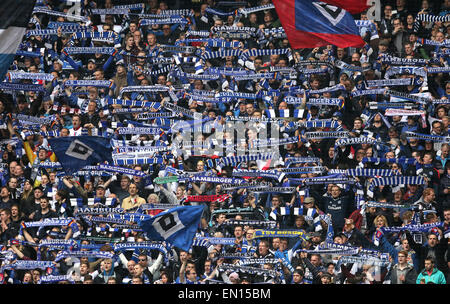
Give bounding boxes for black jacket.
[388,264,418,284]
[405,231,449,276]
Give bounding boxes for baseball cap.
[34,185,44,192]
[332,112,343,119]
[88,59,96,64]
[379,39,389,46]
[310,231,321,238]
[52,58,63,65]
[304,197,315,204]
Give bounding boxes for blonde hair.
[147,193,160,203]
[373,215,388,227]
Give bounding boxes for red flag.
[321,0,370,14]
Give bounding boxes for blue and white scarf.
[54,250,114,262]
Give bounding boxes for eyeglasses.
[139,259,147,261]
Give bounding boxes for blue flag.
[0,0,37,81]
[140,205,204,251]
[48,136,113,175]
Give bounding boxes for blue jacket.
[416,267,446,284]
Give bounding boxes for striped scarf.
[113,157,167,165]
[70,31,120,46]
[414,13,450,29]
[108,213,151,223]
[262,27,286,38]
[338,168,398,177]
[201,49,243,61]
[239,49,293,62]
[361,157,418,165]
[70,197,117,208]
[370,176,426,187]
[178,38,242,48]
[108,99,161,109]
